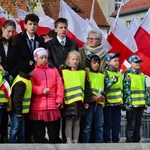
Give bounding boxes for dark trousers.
[103,106,121,143]
[34,119,60,143]
[126,107,143,142]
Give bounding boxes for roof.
[111,0,150,17]
[42,0,109,27]
[0,0,28,17]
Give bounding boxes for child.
[29,47,64,143]
[9,60,35,143]
[123,55,150,143]
[103,53,123,143]
[82,54,105,143]
[61,50,90,144]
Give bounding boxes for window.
[115,0,122,10]
[126,20,131,28]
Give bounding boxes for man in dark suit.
[14,13,45,143]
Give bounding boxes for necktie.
[61,41,65,46]
[29,39,34,51]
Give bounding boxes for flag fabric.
[128,17,139,37]
[60,0,92,48]
[1,79,11,100]
[134,8,150,76]
[107,3,138,68]
[120,59,131,72]
[0,6,22,34]
[16,9,55,36]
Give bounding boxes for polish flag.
[16,9,55,36]
[120,59,131,72]
[128,17,139,37]
[107,5,138,68]
[60,0,92,48]
[1,79,11,100]
[0,6,22,34]
[134,8,150,76]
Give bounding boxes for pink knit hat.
[33,47,48,61]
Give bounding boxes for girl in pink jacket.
[29,47,64,143]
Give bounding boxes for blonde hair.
[65,50,81,66]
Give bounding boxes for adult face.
[2,25,15,40]
[24,20,38,37]
[87,33,101,48]
[55,23,67,40]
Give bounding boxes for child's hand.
[91,95,98,102]
[43,88,50,94]
[0,65,5,73]
[99,96,105,102]
[84,104,89,109]
[57,103,61,107]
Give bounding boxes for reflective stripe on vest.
[62,69,85,104]
[88,72,105,107]
[11,75,32,113]
[128,73,146,106]
[106,71,123,104]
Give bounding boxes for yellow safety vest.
[0,71,9,103]
[62,69,85,105]
[106,71,123,104]
[128,73,146,106]
[10,75,32,113]
[88,72,105,107]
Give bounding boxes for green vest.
[128,73,146,106]
[0,71,9,103]
[106,71,123,104]
[88,72,105,107]
[62,69,85,104]
[11,75,32,113]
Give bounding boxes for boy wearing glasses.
[123,55,150,143]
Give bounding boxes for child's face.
[130,62,141,70]
[68,54,80,69]
[108,57,119,70]
[90,59,100,71]
[25,20,38,36]
[55,23,67,39]
[36,55,48,66]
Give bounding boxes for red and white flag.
[1,79,11,100]
[120,59,131,72]
[0,6,22,34]
[16,9,55,36]
[60,0,92,48]
[134,8,150,76]
[107,4,138,68]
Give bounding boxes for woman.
[79,30,107,72]
[0,20,19,143]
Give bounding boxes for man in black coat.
[14,13,45,143]
[46,17,78,69]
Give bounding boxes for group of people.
[0,12,149,144]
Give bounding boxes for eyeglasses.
[87,38,100,41]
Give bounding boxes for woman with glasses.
[79,30,107,72]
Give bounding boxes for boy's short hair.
[54,17,68,28]
[25,13,39,24]
[105,53,120,64]
[85,54,100,68]
[128,55,143,63]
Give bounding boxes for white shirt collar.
[26,32,35,40]
[57,36,66,44]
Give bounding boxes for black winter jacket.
[46,36,78,69]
